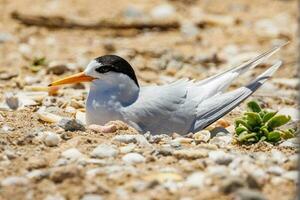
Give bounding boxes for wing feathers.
[193,60,282,132]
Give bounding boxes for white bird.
[50,44,284,135]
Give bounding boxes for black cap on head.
[94,55,139,87]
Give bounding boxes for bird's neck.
[88,73,140,107]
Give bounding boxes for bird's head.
[49,55,139,88]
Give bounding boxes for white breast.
[85,72,139,125]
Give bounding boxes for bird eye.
[95,65,112,73]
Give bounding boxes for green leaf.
[260,126,269,135]
[247,101,262,113]
[262,111,277,123]
[235,124,249,135]
[267,131,281,142]
[238,132,257,142]
[280,129,295,139]
[234,119,251,129]
[245,112,262,128]
[267,115,291,129]
[259,136,267,141]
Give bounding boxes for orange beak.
[49,72,94,86]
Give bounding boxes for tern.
[50,45,284,134]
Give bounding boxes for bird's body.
[50,44,285,135]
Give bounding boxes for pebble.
[180,22,199,37]
[5,149,17,160]
[120,143,136,154]
[215,119,231,128]
[207,165,228,177]
[209,135,232,147]
[1,176,29,186]
[279,138,299,148]
[18,43,32,57]
[208,150,233,165]
[76,111,86,125]
[58,118,85,131]
[37,110,62,123]
[5,93,19,110]
[88,124,117,133]
[123,6,144,18]
[91,144,118,158]
[44,194,65,200]
[255,19,280,38]
[122,153,145,164]
[150,4,175,19]
[1,124,14,133]
[282,171,298,182]
[47,61,69,75]
[271,176,285,185]
[26,169,49,181]
[193,130,211,143]
[185,172,205,188]
[173,149,208,160]
[0,32,13,43]
[234,188,266,200]
[113,134,151,147]
[81,194,103,200]
[43,131,60,147]
[61,148,83,160]
[171,137,194,145]
[267,166,285,176]
[270,149,287,164]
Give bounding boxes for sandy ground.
[0,0,299,200]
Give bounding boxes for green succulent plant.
[234,100,296,143]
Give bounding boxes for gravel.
[122,153,146,164]
[58,118,85,131]
[43,131,60,146]
[61,148,83,160]
[91,144,118,158]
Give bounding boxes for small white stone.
[209,150,233,165]
[209,135,232,147]
[91,144,118,158]
[61,148,83,160]
[185,172,205,188]
[279,138,299,148]
[43,131,60,147]
[76,111,86,125]
[120,143,136,154]
[255,19,280,37]
[113,134,151,147]
[271,149,287,164]
[26,170,48,180]
[18,43,32,57]
[271,176,285,185]
[81,194,103,200]
[1,176,29,186]
[44,194,65,200]
[150,4,175,19]
[267,166,285,176]
[282,171,298,182]
[122,153,145,164]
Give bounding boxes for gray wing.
[192,60,282,131]
[121,79,198,134]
